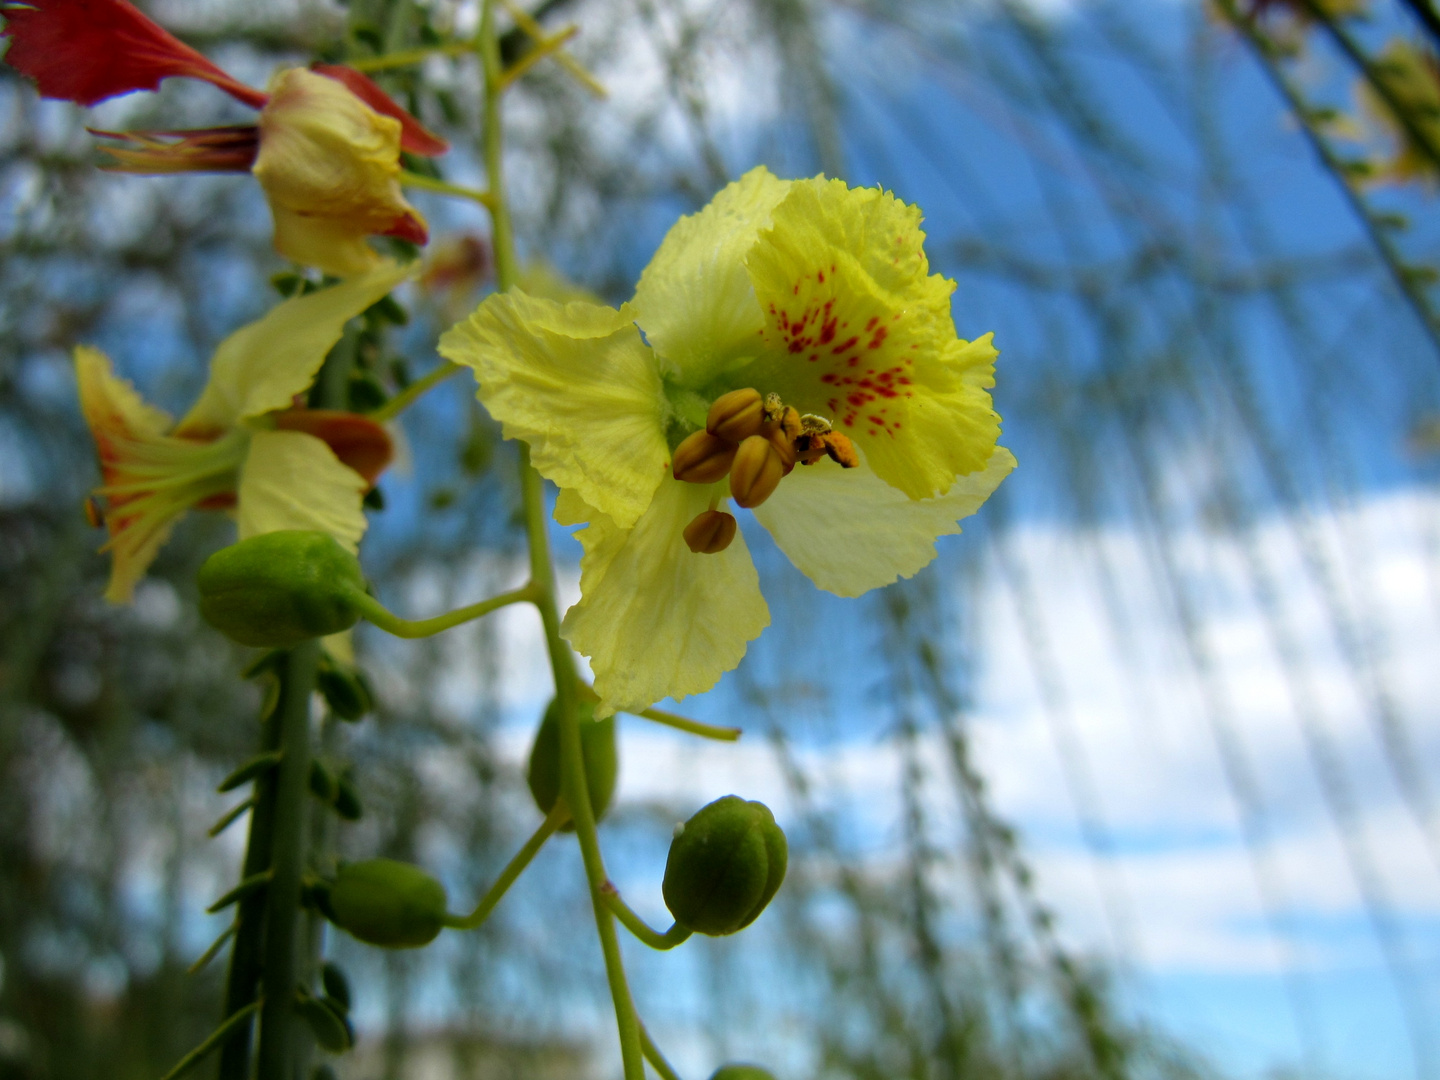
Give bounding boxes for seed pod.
[663,796,788,936]
[683,510,737,555]
[326,858,448,949]
[197,530,366,648]
[672,430,738,484]
[709,1066,779,1080]
[729,436,786,509]
[705,388,765,442]
[527,698,618,830]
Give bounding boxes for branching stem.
[353,583,538,638]
[600,885,693,951]
[444,803,569,929]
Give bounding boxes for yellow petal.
[753,447,1016,597]
[561,478,770,717]
[439,292,670,529]
[237,430,368,552]
[631,166,791,388]
[744,178,1001,500]
[176,261,413,437]
[253,68,426,279]
[75,346,246,603]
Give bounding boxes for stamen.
[683,510,737,555]
[706,388,765,443]
[673,431,737,484]
[729,436,786,509]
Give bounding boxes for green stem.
[367,360,463,423]
[159,1001,262,1080]
[398,171,495,208]
[600,886,693,951]
[352,583,537,638]
[256,640,321,1079]
[478,3,644,1073]
[1296,0,1440,173]
[631,705,741,742]
[639,1023,684,1080]
[216,673,289,1080]
[443,803,568,929]
[346,38,480,71]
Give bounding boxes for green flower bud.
[663,796,787,936]
[326,858,448,949]
[197,530,367,648]
[709,1067,778,1080]
[526,698,618,830]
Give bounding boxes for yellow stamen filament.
[683,510,737,554]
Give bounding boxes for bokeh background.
[2,0,1439,1078]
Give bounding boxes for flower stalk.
[478,2,646,1074]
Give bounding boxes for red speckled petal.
[1,0,268,107]
[311,63,449,156]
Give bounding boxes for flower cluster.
[441,167,1014,717]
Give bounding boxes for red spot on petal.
[831,336,858,354]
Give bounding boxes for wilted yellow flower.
[441,168,1014,717]
[254,68,429,278]
[78,262,410,602]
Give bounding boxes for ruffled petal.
[252,68,427,278]
[744,177,1002,500]
[310,64,449,157]
[1,0,268,108]
[439,291,670,529]
[561,478,770,717]
[236,430,368,552]
[176,260,412,437]
[753,447,1016,597]
[630,166,791,389]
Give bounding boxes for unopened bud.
[729,436,786,509]
[527,698,618,829]
[673,431,737,484]
[197,530,366,647]
[706,388,765,442]
[663,796,788,936]
[326,858,448,949]
[709,1067,779,1080]
[683,510,737,554]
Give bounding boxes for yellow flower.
[79,261,411,603]
[440,168,1014,716]
[253,68,429,279]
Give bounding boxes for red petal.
[273,410,393,487]
[381,209,429,246]
[1,0,268,108]
[311,63,449,157]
